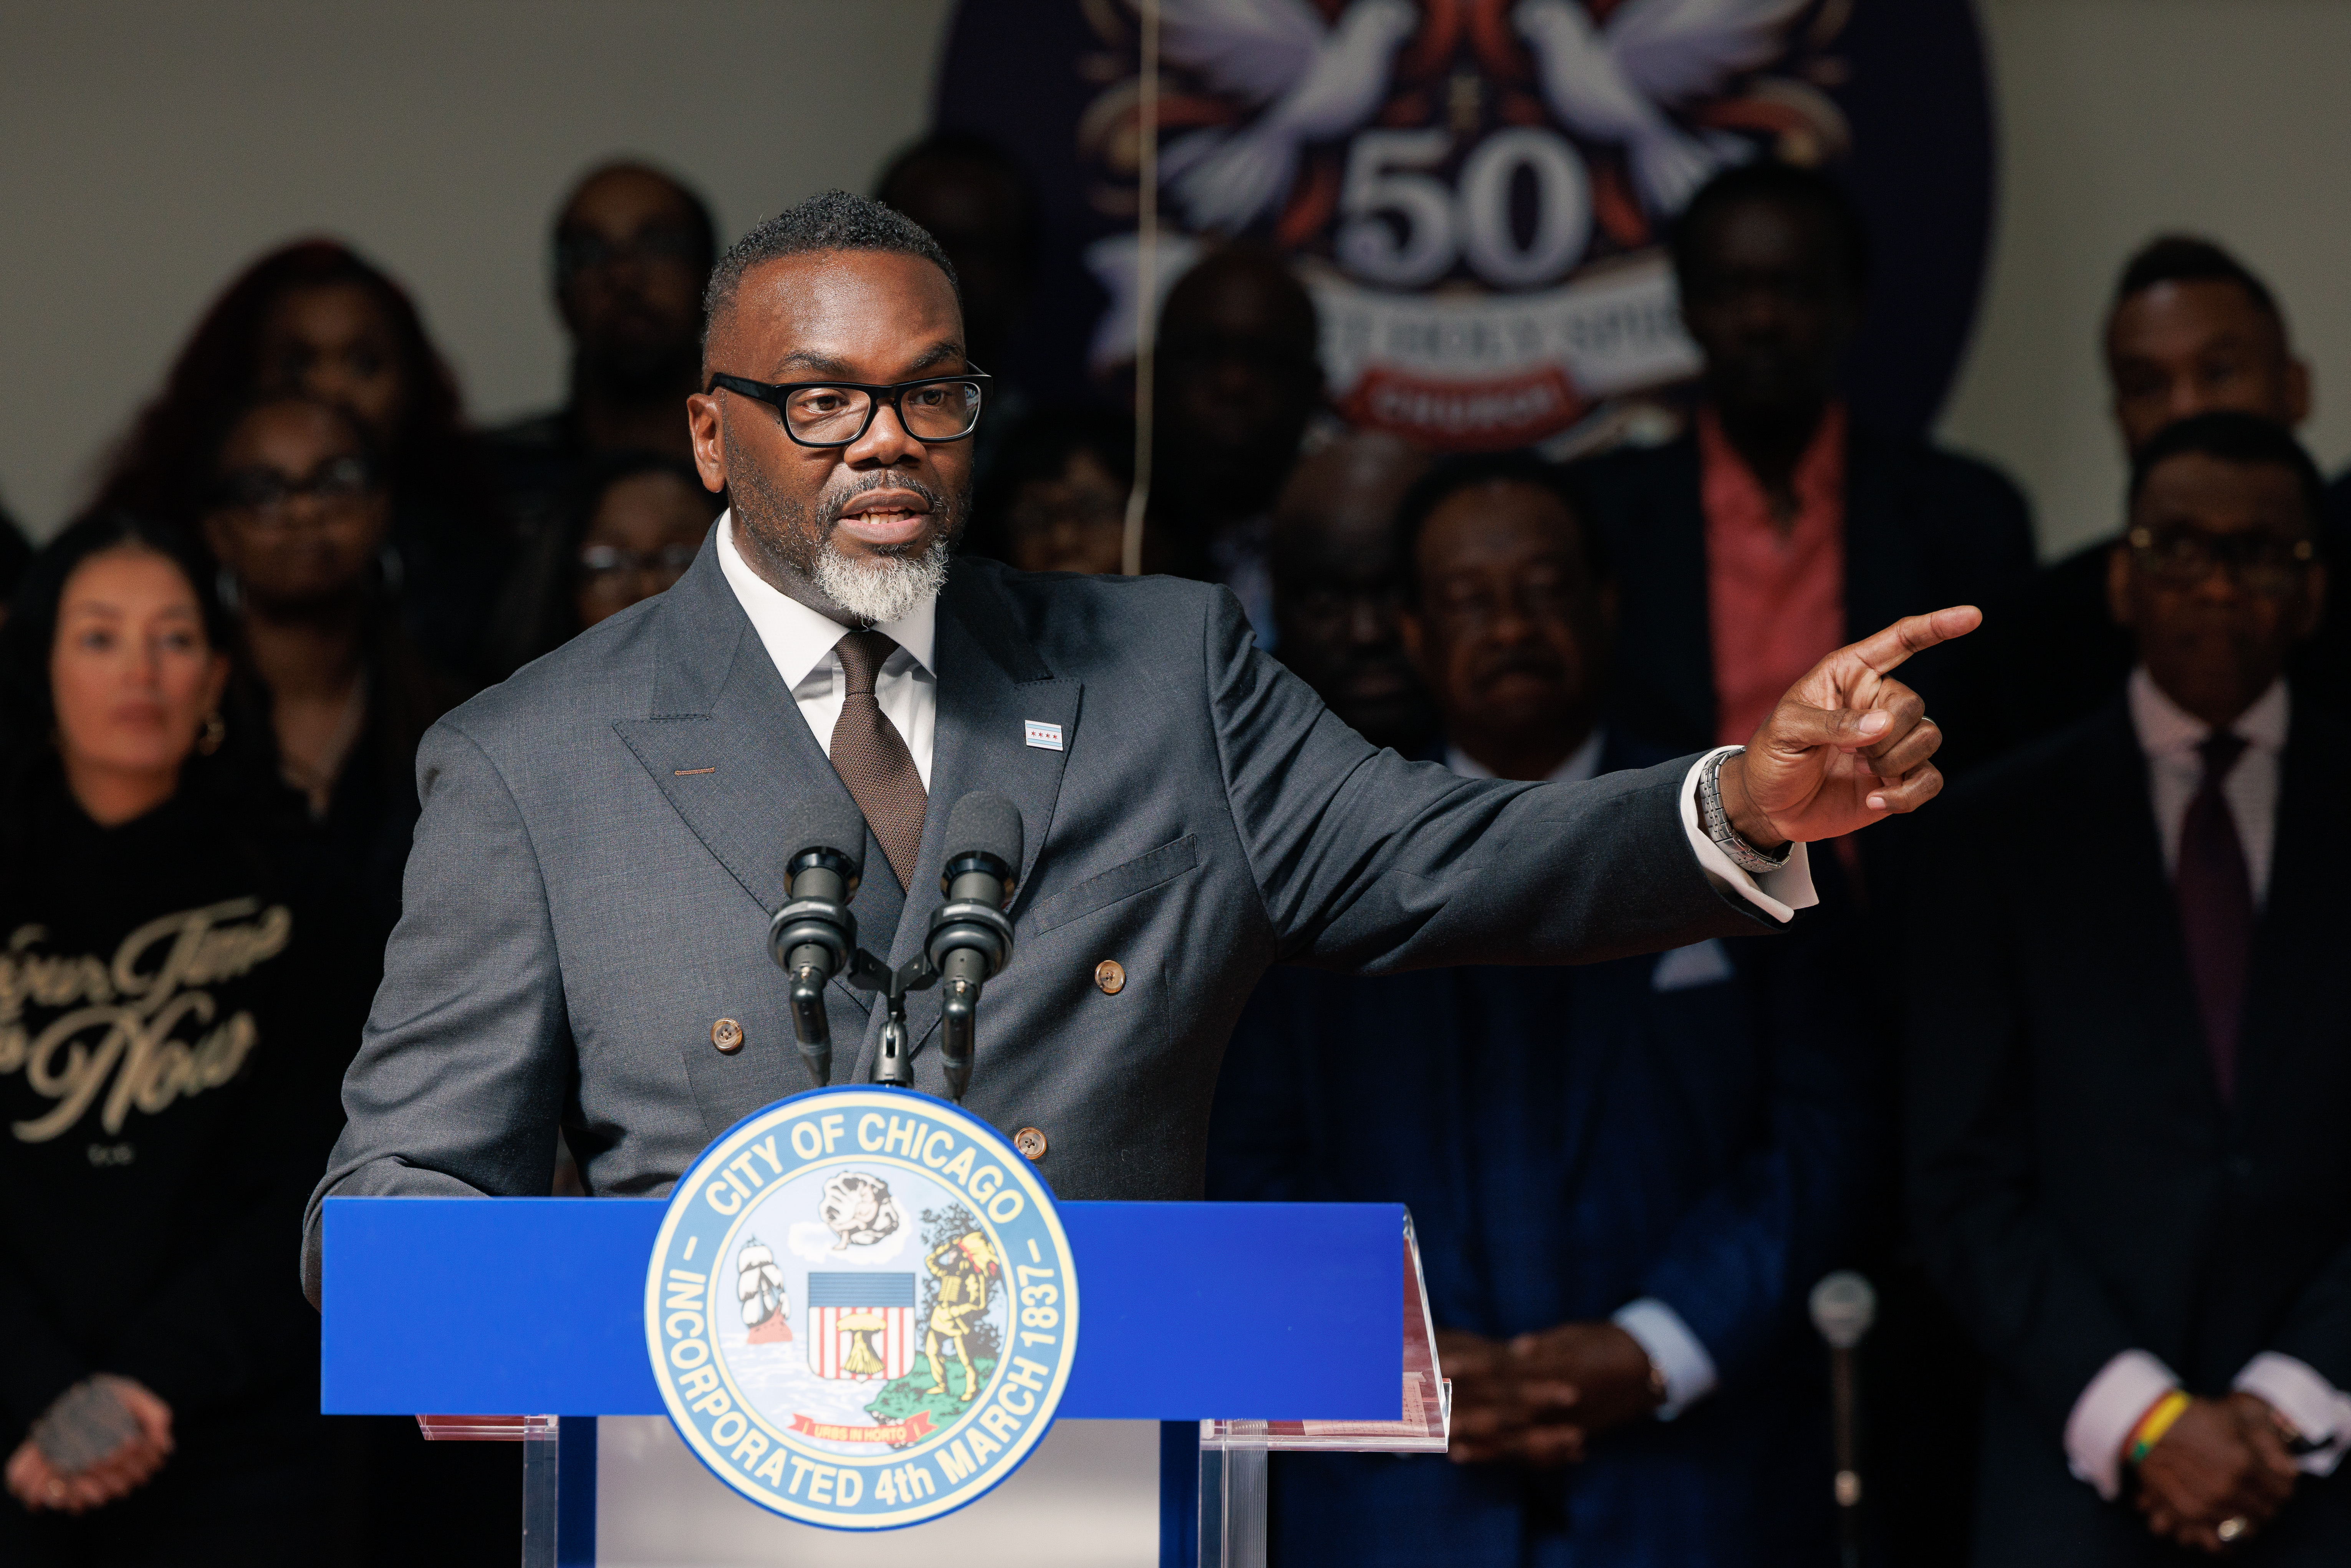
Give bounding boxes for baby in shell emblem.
[818,1171,904,1250]
[647,1089,1080,1529]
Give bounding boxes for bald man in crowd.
[1147,244,1326,640]
[1267,430,1435,754]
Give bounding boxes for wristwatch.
[1699,748,1795,877]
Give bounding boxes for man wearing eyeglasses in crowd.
[302,190,1972,1315]
[1911,411,2351,1563]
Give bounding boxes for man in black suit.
[1988,237,2341,749]
[1566,161,2035,776]
[1910,412,2351,1563]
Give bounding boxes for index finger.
[1843,606,1983,675]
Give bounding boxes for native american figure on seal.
[922,1229,1000,1403]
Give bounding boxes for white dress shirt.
[2129,666,2287,904]
[716,513,939,786]
[2062,671,2349,1499]
[713,508,1814,929]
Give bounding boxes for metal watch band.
[1700,747,1795,877]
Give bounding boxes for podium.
[323,1196,1449,1565]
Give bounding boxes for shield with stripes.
[805,1272,916,1381]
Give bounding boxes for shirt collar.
[1444,727,1605,785]
[716,510,937,686]
[2127,664,2289,759]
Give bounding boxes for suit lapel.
[610,541,876,1018]
[2068,704,2219,1117]
[2235,707,2347,1125]
[850,565,1083,1080]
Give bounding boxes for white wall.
[3,0,2346,558]
[0,0,955,538]
[1940,0,2351,557]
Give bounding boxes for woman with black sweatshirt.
[0,515,329,1564]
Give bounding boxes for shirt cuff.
[1679,748,1818,923]
[1614,1297,1719,1421]
[2066,1350,2181,1500]
[2235,1353,2351,1476]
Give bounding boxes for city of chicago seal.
[644,1087,1080,1529]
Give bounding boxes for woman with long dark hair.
[0,515,329,1563]
[88,238,509,677]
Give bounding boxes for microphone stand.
[771,905,1012,1101]
[840,947,943,1092]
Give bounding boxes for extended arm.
[1210,587,1972,966]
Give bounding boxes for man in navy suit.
[1209,453,1863,1566]
[1911,413,2351,1563]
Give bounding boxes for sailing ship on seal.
[738,1235,793,1344]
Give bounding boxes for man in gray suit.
[303,193,1967,1296]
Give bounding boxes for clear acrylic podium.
[328,1199,1448,1566]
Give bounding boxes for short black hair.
[2128,410,2325,535]
[1395,451,1605,604]
[1672,160,1869,300]
[702,190,960,359]
[2114,234,2281,322]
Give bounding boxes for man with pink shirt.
[1568,159,2039,1566]
[1570,162,2034,778]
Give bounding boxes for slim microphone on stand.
[1810,1270,1878,1568]
[768,799,867,1089]
[925,792,1021,1103]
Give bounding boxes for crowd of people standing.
[1,133,2347,1568]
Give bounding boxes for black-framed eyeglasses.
[705,367,993,448]
[210,455,380,524]
[2128,524,2316,595]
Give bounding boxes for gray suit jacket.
[302,538,1771,1295]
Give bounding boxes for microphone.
[924,791,1021,1102]
[1809,1271,1878,1568]
[767,798,867,1089]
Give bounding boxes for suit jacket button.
[711,1018,745,1054]
[1014,1128,1048,1161]
[1094,959,1126,995]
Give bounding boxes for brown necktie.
[829,630,927,889]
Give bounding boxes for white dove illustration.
[1156,0,1421,234]
[1513,0,1807,219]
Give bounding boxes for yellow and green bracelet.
[2128,1389,2193,1466]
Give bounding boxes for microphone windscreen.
[785,796,868,881]
[945,790,1024,874]
[1809,1271,1877,1350]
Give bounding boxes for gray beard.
[810,533,951,625]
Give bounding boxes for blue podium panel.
[322,1197,1402,1422]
